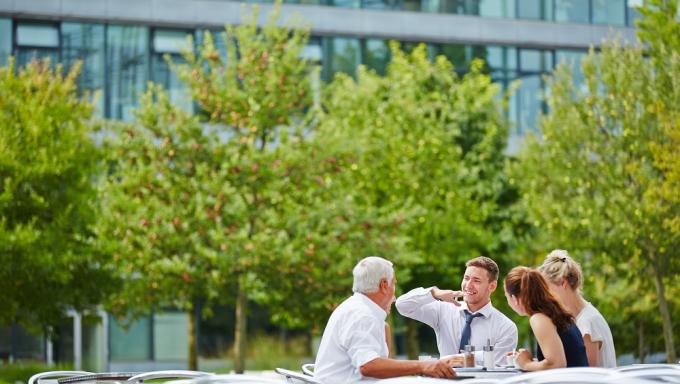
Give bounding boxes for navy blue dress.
[537,322,588,367]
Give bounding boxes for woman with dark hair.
[504,266,588,371]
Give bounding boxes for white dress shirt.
[314,293,388,383]
[396,287,517,365]
[576,302,617,368]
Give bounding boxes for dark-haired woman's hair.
[504,266,574,331]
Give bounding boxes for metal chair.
[498,367,617,384]
[617,367,680,383]
[29,371,94,384]
[300,364,315,377]
[125,370,214,383]
[171,374,281,384]
[274,368,321,384]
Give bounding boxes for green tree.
[171,1,414,370]
[317,43,515,357]
[97,85,227,369]
[512,0,680,362]
[0,59,111,330]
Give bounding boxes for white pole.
[73,312,82,371]
[99,309,109,372]
[46,332,54,366]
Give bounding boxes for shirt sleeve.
[577,313,603,343]
[491,319,518,365]
[339,314,386,370]
[395,287,442,329]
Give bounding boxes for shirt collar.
[354,292,388,321]
[461,300,494,319]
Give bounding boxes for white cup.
[506,353,516,367]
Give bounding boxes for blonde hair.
[538,249,583,292]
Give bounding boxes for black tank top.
[537,322,588,367]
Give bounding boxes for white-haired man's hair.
[352,256,394,294]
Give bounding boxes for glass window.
[362,39,389,75]
[61,23,106,116]
[436,43,467,70]
[517,0,553,20]
[479,0,516,18]
[284,0,326,4]
[520,48,553,72]
[153,312,188,360]
[440,0,468,14]
[152,29,194,113]
[402,0,423,11]
[484,45,517,71]
[15,22,59,67]
[593,0,625,25]
[555,0,590,23]
[109,315,152,360]
[420,0,439,12]
[0,19,11,67]
[363,0,400,9]
[107,25,149,121]
[330,0,360,8]
[324,37,360,79]
[556,49,587,88]
[627,0,642,26]
[17,23,59,47]
[154,30,192,54]
[516,74,543,134]
[301,37,323,64]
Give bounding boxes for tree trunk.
[188,308,198,370]
[405,319,419,360]
[638,319,645,364]
[302,330,313,357]
[234,277,248,373]
[651,256,676,363]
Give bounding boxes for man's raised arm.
[396,287,459,328]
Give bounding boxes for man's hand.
[420,359,456,378]
[442,353,464,368]
[431,287,463,306]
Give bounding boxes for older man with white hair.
[314,256,456,383]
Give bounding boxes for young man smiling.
[396,256,518,365]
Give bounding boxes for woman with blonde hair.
[504,266,587,371]
[538,249,616,368]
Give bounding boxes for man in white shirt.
[314,256,456,383]
[396,256,517,366]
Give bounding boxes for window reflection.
[555,0,590,23]
[151,29,194,112]
[107,25,149,121]
[61,23,106,116]
[592,0,625,25]
[109,315,152,360]
[324,37,360,79]
[517,0,553,20]
[15,22,59,67]
[556,49,587,89]
[479,0,515,18]
[0,19,11,66]
[627,0,642,26]
[363,0,400,9]
[363,39,389,75]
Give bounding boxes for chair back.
[274,368,321,384]
[300,364,315,377]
